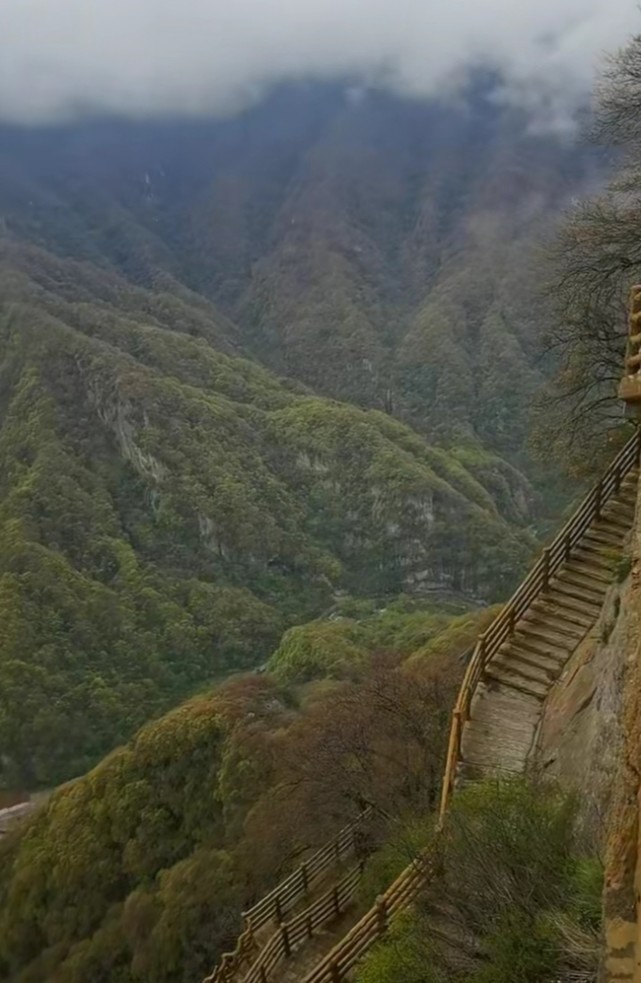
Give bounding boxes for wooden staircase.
[459,472,638,781]
[199,432,641,983]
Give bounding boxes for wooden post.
[259,967,268,983]
[375,895,388,936]
[564,533,572,562]
[478,633,487,668]
[614,464,622,495]
[508,608,516,637]
[330,961,341,983]
[595,480,603,520]
[281,924,291,958]
[332,885,341,917]
[542,548,550,591]
[453,710,463,755]
[274,895,283,924]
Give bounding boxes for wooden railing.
[243,810,371,931]
[438,426,641,824]
[297,427,641,983]
[203,811,371,983]
[242,863,364,983]
[301,853,430,983]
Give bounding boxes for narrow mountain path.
[459,472,637,782]
[278,908,363,983]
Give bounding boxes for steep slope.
[0,609,486,983]
[0,237,533,787]
[0,86,602,477]
[0,83,601,786]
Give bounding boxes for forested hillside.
[0,85,597,789]
[0,606,493,982]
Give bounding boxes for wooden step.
[589,524,627,546]
[531,597,594,629]
[520,610,585,640]
[587,520,626,539]
[511,632,571,664]
[600,510,633,533]
[556,570,607,599]
[571,544,617,567]
[563,560,613,585]
[501,641,566,676]
[484,663,548,699]
[567,544,615,565]
[490,650,557,685]
[549,581,603,613]
[517,622,576,652]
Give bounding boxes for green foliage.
[468,910,559,983]
[357,913,445,983]
[0,282,534,784]
[268,620,368,683]
[357,817,435,909]
[357,780,602,983]
[268,602,468,684]
[0,691,251,982]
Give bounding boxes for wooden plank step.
[531,596,594,628]
[570,543,618,564]
[555,570,607,599]
[511,632,571,663]
[520,610,585,640]
[499,641,565,676]
[563,561,613,585]
[490,651,555,685]
[586,522,626,542]
[484,664,548,699]
[572,544,617,567]
[554,580,603,622]
[516,623,576,651]
[589,524,627,546]
[599,510,634,532]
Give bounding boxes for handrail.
[241,863,364,983]
[203,809,372,983]
[299,427,641,983]
[438,427,641,824]
[301,851,431,983]
[243,809,371,931]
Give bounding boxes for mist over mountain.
[0,83,608,789]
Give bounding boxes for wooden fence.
[438,426,641,825]
[297,427,641,983]
[203,811,371,983]
[243,810,371,931]
[242,863,364,983]
[301,854,428,982]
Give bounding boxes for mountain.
[0,84,603,787]
[0,605,492,983]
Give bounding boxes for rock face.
[599,506,641,983]
[532,474,641,982]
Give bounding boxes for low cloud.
[0,0,638,126]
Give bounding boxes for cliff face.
[532,478,641,981]
[600,508,641,983]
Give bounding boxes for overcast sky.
[0,0,638,127]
